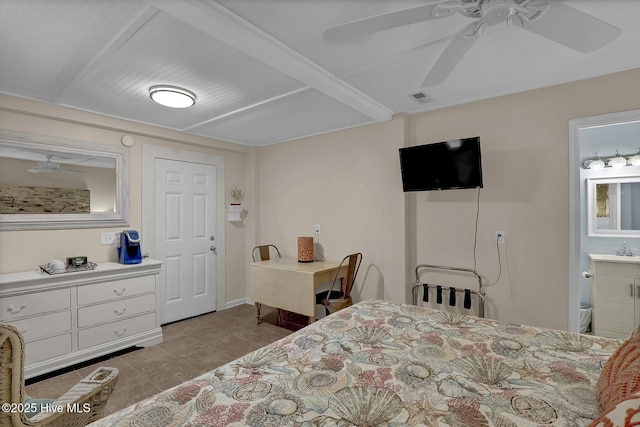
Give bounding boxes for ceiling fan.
[27,156,88,174]
[323,0,621,87]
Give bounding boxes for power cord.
[486,233,502,287]
[473,187,502,287]
[473,187,480,273]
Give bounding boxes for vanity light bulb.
[608,150,627,169]
[589,155,604,170]
[630,149,640,166]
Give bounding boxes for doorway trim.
[569,108,640,333]
[142,144,226,312]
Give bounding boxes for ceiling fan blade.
[422,21,481,87]
[323,1,462,42]
[515,1,621,53]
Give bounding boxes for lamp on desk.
[298,237,314,262]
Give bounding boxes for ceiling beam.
[145,0,393,122]
[54,5,160,104]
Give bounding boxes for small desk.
[249,257,346,324]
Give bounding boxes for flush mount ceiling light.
[149,85,196,108]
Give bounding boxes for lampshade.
[630,148,640,166]
[149,85,196,108]
[608,150,627,169]
[297,237,314,263]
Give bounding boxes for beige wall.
[0,94,250,304]
[255,68,640,330]
[253,117,407,304]
[3,68,640,329]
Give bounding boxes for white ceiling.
[1,0,639,146]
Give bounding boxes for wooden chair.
[317,252,363,315]
[251,244,281,262]
[0,323,119,427]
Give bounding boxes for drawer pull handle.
[114,307,127,316]
[113,287,126,296]
[633,284,635,298]
[114,327,127,337]
[8,304,26,314]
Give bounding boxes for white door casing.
[141,145,226,324]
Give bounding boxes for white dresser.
[0,259,163,379]
[589,254,640,339]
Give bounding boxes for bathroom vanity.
[0,259,162,378]
[589,254,640,339]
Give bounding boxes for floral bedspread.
[90,300,621,426]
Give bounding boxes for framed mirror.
[587,175,640,237]
[0,130,129,230]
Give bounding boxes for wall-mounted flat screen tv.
[399,137,483,192]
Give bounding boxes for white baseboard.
[225,297,253,309]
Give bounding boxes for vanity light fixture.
[582,150,640,170]
[149,85,196,108]
[608,150,627,168]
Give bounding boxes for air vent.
[409,91,432,104]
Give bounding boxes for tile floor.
[25,304,291,416]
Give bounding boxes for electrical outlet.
[496,231,505,244]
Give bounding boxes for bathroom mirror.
[0,130,129,230]
[587,176,640,237]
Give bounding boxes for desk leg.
[254,302,261,325]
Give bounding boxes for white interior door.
[155,158,217,324]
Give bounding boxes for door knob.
[210,246,216,252]
[581,271,592,279]
[210,236,215,241]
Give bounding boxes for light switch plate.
[101,232,119,245]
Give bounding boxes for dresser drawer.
[0,288,70,321]
[78,312,157,350]
[77,275,155,306]
[25,333,72,366]
[10,311,71,343]
[77,294,156,328]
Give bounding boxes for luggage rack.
[411,263,485,318]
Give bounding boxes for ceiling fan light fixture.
[149,85,196,108]
[608,150,627,168]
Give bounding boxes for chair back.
[252,244,281,262]
[1,323,27,427]
[341,252,362,298]
[322,253,362,314]
[1,323,119,427]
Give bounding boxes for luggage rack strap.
[411,263,485,318]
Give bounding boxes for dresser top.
[0,259,162,290]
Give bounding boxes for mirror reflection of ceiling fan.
[27,155,89,174]
[323,0,622,87]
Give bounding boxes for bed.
[89,300,633,427]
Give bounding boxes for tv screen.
[399,137,483,192]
